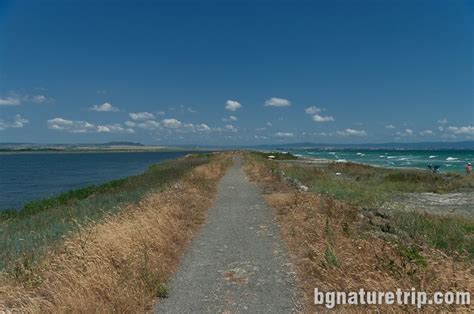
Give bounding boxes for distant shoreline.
[0,147,219,154]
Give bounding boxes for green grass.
[271,158,474,259]
[392,212,474,258]
[282,161,473,207]
[0,155,210,270]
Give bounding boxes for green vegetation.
[392,212,474,258]
[269,157,474,259]
[324,246,341,268]
[0,155,210,270]
[283,161,473,207]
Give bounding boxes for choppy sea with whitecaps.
[290,149,474,173]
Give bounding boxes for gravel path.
[155,156,297,313]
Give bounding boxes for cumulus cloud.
[162,118,182,129]
[186,123,211,132]
[47,117,133,134]
[137,120,160,130]
[275,132,294,137]
[265,97,291,107]
[0,96,21,106]
[0,115,29,130]
[97,124,134,133]
[31,95,47,104]
[0,92,51,106]
[222,115,238,122]
[337,128,367,137]
[438,118,448,124]
[129,112,155,121]
[305,106,322,114]
[225,100,242,111]
[419,130,434,136]
[225,124,238,132]
[90,102,119,112]
[396,128,413,137]
[125,121,136,127]
[385,124,395,129]
[447,126,474,135]
[312,114,335,122]
[47,118,97,133]
[305,106,334,122]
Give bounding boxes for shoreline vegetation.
[244,152,473,311]
[1,151,472,311]
[0,153,232,311]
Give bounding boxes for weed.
[324,246,341,268]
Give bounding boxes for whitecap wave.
[446,157,458,161]
[429,155,437,159]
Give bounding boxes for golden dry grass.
[244,154,473,312]
[0,153,232,312]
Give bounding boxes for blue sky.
[0,0,472,145]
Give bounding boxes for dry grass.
[244,154,473,312]
[0,153,232,312]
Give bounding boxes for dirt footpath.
[155,156,297,313]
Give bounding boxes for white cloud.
[222,115,238,122]
[0,96,21,106]
[337,128,367,137]
[186,123,211,132]
[47,118,97,133]
[225,124,238,132]
[225,100,242,111]
[162,118,182,129]
[419,130,434,136]
[124,121,136,127]
[312,114,335,122]
[265,97,291,107]
[156,111,165,115]
[90,102,119,112]
[31,95,47,104]
[385,124,395,129]
[267,122,272,127]
[0,92,52,106]
[275,132,294,137]
[97,124,134,134]
[254,135,268,140]
[0,115,29,130]
[438,118,448,124]
[447,126,474,135]
[137,120,160,130]
[129,112,155,121]
[305,106,321,114]
[396,128,414,137]
[47,118,133,134]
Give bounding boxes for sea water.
[290,149,474,173]
[0,151,191,210]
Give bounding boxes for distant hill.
[94,142,145,147]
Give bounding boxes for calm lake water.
[0,151,191,211]
[291,149,474,173]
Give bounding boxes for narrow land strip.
[156,156,296,313]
